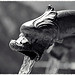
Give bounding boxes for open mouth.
[9,33,39,60]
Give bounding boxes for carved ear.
[56,39,63,43]
[33,5,57,28]
[43,4,57,20]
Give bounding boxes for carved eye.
[35,18,55,29]
[38,24,55,30]
[25,34,29,37]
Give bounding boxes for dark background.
[0,1,75,74]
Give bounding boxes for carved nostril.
[15,40,23,47]
[20,41,22,44]
[15,42,18,44]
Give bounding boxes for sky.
[22,1,75,13]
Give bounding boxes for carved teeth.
[16,35,28,47]
[9,33,29,51]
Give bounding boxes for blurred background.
[0,1,75,74]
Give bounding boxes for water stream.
[19,55,36,74]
